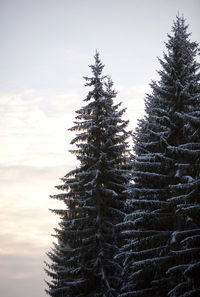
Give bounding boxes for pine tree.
[165,17,200,297]
[119,16,200,297]
[45,52,131,297]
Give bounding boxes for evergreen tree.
[166,17,200,297]
[120,16,200,297]
[45,52,131,297]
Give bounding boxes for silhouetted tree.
[45,52,131,297]
[120,16,200,297]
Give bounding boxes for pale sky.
[0,1,199,296]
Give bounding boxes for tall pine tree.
[165,17,200,297]
[120,16,200,297]
[45,52,131,297]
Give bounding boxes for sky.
[0,0,199,296]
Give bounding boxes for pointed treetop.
[83,51,107,98]
[171,14,189,37]
[89,50,105,78]
[165,15,199,62]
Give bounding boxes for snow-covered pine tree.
[45,52,131,297]
[119,16,200,297]
[165,17,200,297]
[119,83,175,297]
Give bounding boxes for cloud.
[0,89,81,167]
[0,84,147,167]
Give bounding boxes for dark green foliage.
[45,52,131,297]
[120,16,200,297]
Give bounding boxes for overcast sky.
[0,1,200,297]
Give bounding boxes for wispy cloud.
[0,89,81,167]
[0,85,147,166]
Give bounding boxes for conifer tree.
[45,52,131,297]
[120,16,200,297]
[166,17,200,297]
